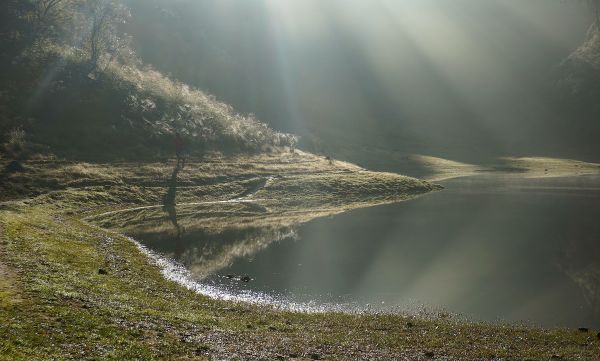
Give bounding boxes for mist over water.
[125,0,598,163]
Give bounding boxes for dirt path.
[85,175,275,221]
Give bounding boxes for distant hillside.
[560,21,600,91]
[553,20,600,158]
[558,21,600,103]
[571,22,600,69]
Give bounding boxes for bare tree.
[33,0,65,25]
[84,0,130,72]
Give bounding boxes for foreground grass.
[1,152,599,360]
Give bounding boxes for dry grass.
[497,156,600,178]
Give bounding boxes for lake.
[122,174,600,328]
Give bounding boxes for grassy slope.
[1,152,599,360]
[0,43,298,161]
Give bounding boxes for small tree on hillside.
[81,0,130,72]
[31,0,69,39]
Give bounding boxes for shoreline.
[1,152,599,360]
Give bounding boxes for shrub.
[3,126,26,155]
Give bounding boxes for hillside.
[0,1,296,161]
[0,49,297,160]
[558,21,600,103]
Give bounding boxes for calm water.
[127,175,600,328]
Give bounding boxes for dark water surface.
[129,175,600,328]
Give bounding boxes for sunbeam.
[2,0,600,358]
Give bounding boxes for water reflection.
[93,201,344,279]
[558,234,600,322]
[95,175,600,327]
[134,218,298,279]
[163,164,182,238]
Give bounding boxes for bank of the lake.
[1,152,599,360]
